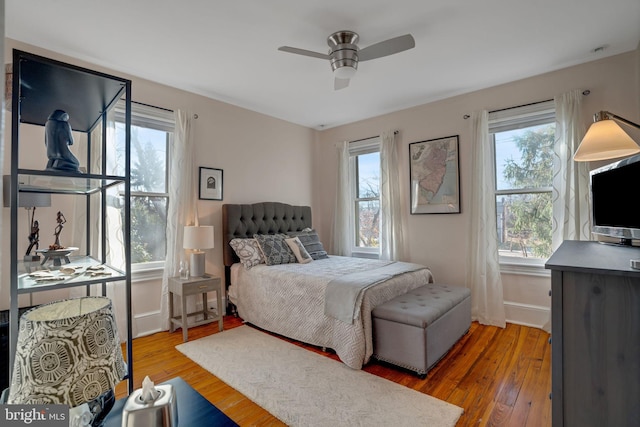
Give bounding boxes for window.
[490,101,555,266]
[349,137,381,257]
[113,101,174,269]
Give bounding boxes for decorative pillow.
[285,237,313,264]
[287,229,329,260]
[229,238,265,269]
[253,234,297,266]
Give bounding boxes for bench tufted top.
[372,284,471,328]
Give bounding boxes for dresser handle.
[198,285,209,289]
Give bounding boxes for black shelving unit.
[7,50,133,393]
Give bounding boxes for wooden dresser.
[545,240,640,427]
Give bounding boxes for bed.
[222,202,433,369]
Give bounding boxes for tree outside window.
[114,102,173,266]
[494,123,554,261]
[348,137,381,257]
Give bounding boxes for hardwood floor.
[115,316,551,426]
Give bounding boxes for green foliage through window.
[495,123,554,260]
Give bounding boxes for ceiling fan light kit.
[278,30,415,90]
[329,31,359,80]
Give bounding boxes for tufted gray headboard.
[222,202,312,269]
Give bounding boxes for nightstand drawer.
[169,276,221,296]
[182,279,220,295]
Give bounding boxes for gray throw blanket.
[324,261,427,324]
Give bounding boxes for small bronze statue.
[24,209,41,261]
[45,110,81,173]
[52,211,66,249]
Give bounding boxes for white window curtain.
[379,131,406,261]
[465,110,506,328]
[552,89,591,249]
[332,140,352,256]
[159,110,197,330]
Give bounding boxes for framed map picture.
[409,135,460,214]
[199,167,223,200]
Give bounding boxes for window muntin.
[490,102,555,265]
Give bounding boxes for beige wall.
[1,40,315,334]
[2,37,638,332]
[313,50,639,328]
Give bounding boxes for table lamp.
[8,296,127,427]
[183,225,214,277]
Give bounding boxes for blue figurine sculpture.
[45,109,81,172]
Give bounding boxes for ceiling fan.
[278,30,415,90]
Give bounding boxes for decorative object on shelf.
[199,167,223,200]
[35,246,78,267]
[409,135,461,214]
[52,210,66,248]
[183,225,214,277]
[121,375,178,427]
[573,110,640,161]
[2,175,52,262]
[8,296,126,427]
[45,109,81,173]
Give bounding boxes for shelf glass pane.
[18,255,126,293]
[17,171,124,194]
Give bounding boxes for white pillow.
[285,237,313,264]
[229,238,265,269]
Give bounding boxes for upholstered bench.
[372,283,471,377]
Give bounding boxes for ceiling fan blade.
[334,77,350,90]
[278,46,330,60]
[358,34,415,61]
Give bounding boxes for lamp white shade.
[183,225,214,250]
[574,119,640,162]
[183,225,214,277]
[8,297,126,407]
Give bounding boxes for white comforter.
[229,256,433,369]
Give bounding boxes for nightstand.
[169,274,224,342]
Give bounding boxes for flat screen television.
[590,153,640,244]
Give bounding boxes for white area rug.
[176,325,463,427]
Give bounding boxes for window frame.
[114,101,174,274]
[489,100,555,274]
[348,137,381,258]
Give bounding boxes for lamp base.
[190,251,205,277]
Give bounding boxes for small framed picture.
[199,167,223,200]
[409,135,460,214]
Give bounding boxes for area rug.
[176,325,463,427]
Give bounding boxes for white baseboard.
[504,301,550,330]
[132,297,227,338]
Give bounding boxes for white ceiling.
[6,0,640,130]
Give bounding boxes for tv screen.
[590,154,640,243]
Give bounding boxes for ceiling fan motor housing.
[328,31,359,75]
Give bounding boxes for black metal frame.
[8,49,134,393]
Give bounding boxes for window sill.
[499,261,550,277]
[131,263,165,283]
[351,251,379,260]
